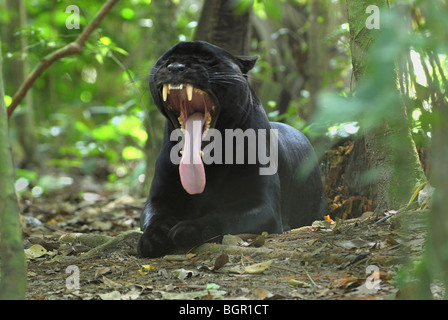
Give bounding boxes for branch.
[7,0,120,119]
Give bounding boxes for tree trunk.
[142,0,177,194]
[427,93,448,299]
[306,0,327,121]
[3,0,37,166]
[0,41,27,300]
[346,0,426,214]
[194,0,252,55]
[419,1,448,299]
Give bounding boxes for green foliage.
[2,0,446,199]
[317,2,447,141]
[3,0,171,195]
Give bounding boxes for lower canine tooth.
[186,84,193,101]
[178,117,184,129]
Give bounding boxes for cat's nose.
[167,63,185,73]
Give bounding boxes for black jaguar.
[137,41,328,258]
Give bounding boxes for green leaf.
[16,169,38,182]
[205,283,221,290]
[122,146,144,160]
[116,115,148,144]
[99,36,112,46]
[121,8,135,20]
[265,0,283,22]
[92,125,118,142]
[235,0,253,15]
[111,46,129,56]
[4,95,12,107]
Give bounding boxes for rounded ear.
[236,55,259,74]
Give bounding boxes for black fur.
[137,41,328,258]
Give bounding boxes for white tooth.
[204,116,211,130]
[178,117,185,129]
[162,84,168,101]
[186,84,193,101]
[168,84,183,90]
[202,116,212,139]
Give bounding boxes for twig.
[7,0,120,119]
[302,266,321,288]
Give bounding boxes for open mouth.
[161,83,218,137]
[160,83,219,195]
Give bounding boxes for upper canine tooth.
[186,84,193,101]
[162,84,168,101]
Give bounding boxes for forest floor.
[19,141,440,301]
[21,176,438,301]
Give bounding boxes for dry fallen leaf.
[244,260,273,274]
[249,235,266,247]
[337,277,362,288]
[121,288,142,300]
[254,288,273,299]
[98,290,122,300]
[95,267,112,278]
[160,290,226,300]
[172,268,194,281]
[24,244,48,259]
[136,264,155,276]
[288,279,311,288]
[312,220,332,230]
[324,215,335,224]
[213,253,229,270]
[334,238,376,250]
[101,276,122,289]
[222,234,244,246]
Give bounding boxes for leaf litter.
[21,179,438,300]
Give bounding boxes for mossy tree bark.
[3,0,37,166]
[425,94,448,299]
[194,0,252,56]
[346,0,426,213]
[419,2,448,299]
[142,0,177,194]
[0,42,27,300]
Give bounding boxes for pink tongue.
[179,112,206,194]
